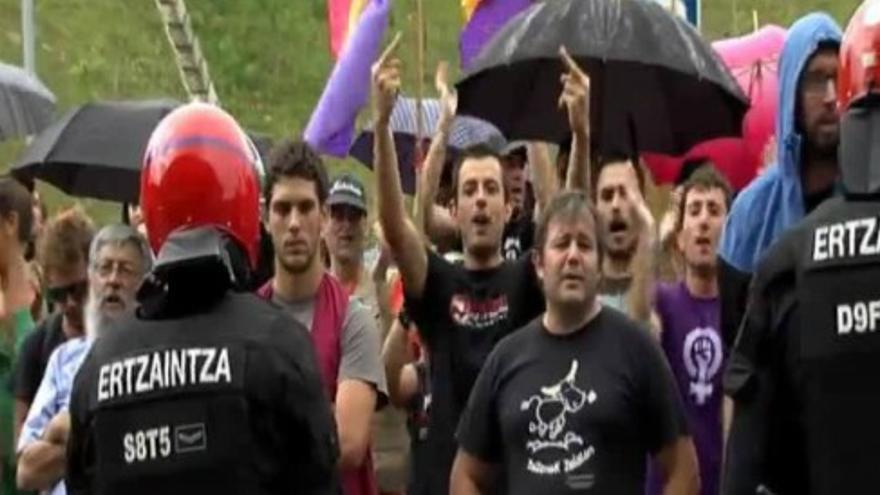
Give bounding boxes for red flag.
[328,0,369,59]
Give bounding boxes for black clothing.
[457,309,688,494]
[406,361,432,495]
[66,291,339,495]
[13,312,65,402]
[724,197,880,494]
[405,251,544,495]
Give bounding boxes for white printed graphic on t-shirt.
[520,360,597,478]
[683,327,723,406]
[449,294,509,330]
[503,236,522,260]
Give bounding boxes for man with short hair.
[324,173,410,495]
[646,166,733,495]
[451,191,699,494]
[420,65,536,262]
[373,41,592,494]
[259,140,387,495]
[592,155,657,326]
[326,174,373,297]
[16,225,151,495]
[12,209,94,461]
[718,13,842,349]
[500,144,535,260]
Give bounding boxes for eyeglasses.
[46,280,88,306]
[802,71,837,97]
[330,206,366,222]
[93,260,139,280]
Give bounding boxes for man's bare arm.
[527,143,557,215]
[656,437,700,495]
[372,34,429,297]
[450,449,496,495]
[421,62,459,244]
[382,318,418,408]
[627,195,659,331]
[17,440,65,490]
[559,46,591,194]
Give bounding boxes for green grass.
[0,0,862,225]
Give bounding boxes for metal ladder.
[154,0,219,105]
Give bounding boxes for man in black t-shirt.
[452,191,699,495]
[373,42,593,495]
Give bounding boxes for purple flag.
[460,0,532,72]
[304,0,390,157]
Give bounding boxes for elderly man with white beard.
[15,224,151,495]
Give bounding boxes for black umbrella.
[455,0,749,156]
[13,99,273,203]
[12,99,180,202]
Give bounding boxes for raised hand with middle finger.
[372,32,403,125]
[559,45,590,138]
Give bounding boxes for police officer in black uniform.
[724,4,880,493]
[66,103,339,494]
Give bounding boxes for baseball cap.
[327,173,368,213]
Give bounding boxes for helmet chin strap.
[137,227,252,319]
[840,100,880,198]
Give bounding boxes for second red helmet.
[839,0,880,110]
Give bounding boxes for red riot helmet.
[839,0,880,110]
[140,103,261,268]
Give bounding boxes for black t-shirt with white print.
[450,216,535,261]
[405,250,545,495]
[457,307,688,495]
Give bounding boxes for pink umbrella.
[643,25,787,191]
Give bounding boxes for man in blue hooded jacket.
[718,13,842,349]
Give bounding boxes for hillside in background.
[0,0,861,224]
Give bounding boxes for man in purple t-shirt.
[649,165,733,495]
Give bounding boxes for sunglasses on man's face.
[46,280,88,306]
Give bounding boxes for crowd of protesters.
[0,1,878,494]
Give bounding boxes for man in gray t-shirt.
[272,296,387,394]
[261,140,387,492]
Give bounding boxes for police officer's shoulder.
[229,291,313,344]
[753,196,846,288]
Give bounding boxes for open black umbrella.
[13,99,272,203]
[12,99,180,202]
[455,0,749,156]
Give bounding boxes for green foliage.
[0,0,862,225]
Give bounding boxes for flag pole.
[412,0,427,226]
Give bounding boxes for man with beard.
[373,39,592,494]
[16,225,151,495]
[718,13,842,349]
[723,6,880,492]
[646,166,732,495]
[258,140,386,495]
[593,156,657,328]
[451,191,698,495]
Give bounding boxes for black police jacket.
[724,196,880,495]
[66,291,340,495]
